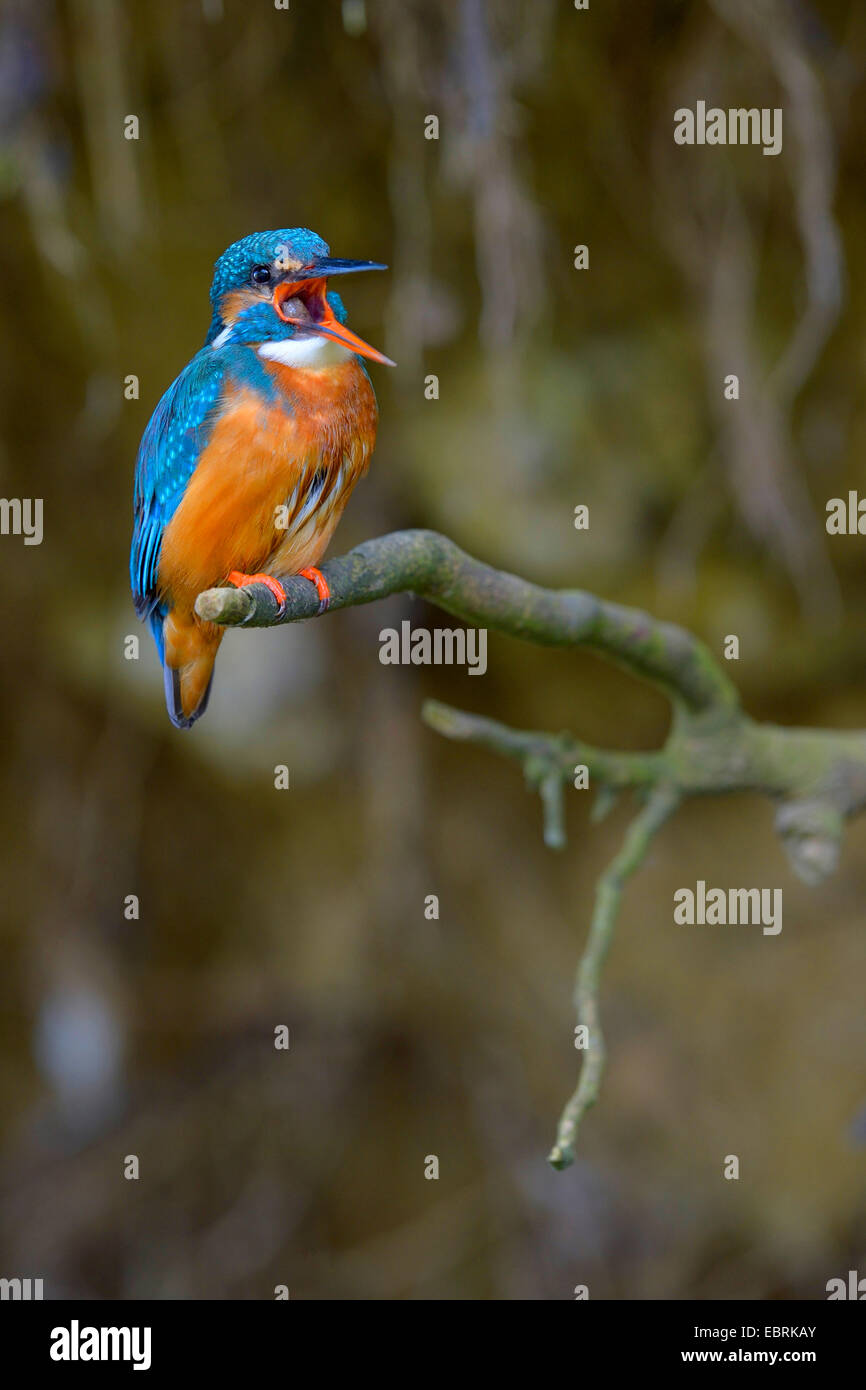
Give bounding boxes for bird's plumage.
[131,347,229,655]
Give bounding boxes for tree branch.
[196,528,739,714]
[196,529,866,1163]
[548,782,681,1170]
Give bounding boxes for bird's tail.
[159,609,223,729]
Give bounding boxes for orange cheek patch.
[219,287,266,325]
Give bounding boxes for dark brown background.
[0,0,864,1299]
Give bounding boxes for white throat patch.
[257,335,353,368]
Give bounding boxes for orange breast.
[158,358,377,617]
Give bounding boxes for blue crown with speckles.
[210,229,330,307]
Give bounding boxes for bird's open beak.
[272,259,395,366]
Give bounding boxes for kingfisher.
[131,227,393,728]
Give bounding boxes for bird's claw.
[298,566,331,614]
[227,570,288,617]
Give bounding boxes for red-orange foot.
[227,570,287,616]
[298,566,331,614]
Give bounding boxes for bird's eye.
[250,265,272,285]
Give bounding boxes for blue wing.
[131,348,228,659]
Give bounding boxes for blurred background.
[0,0,865,1300]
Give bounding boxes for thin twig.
[548,783,680,1170]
